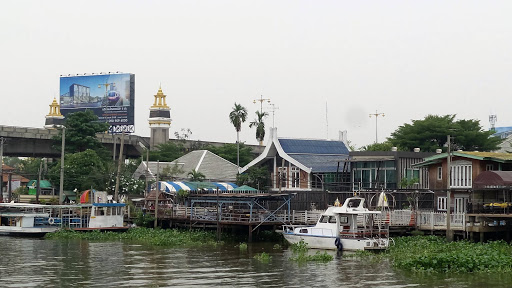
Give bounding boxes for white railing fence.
[416,211,465,230]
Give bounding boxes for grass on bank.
[45,227,219,247]
[353,235,512,273]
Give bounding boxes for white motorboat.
[283,196,390,251]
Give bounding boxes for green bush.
[387,236,512,273]
[46,227,218,247]
[254,252,272,263]
[289,240,333,263]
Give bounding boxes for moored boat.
[0,194,129,236]
[0,203,61,236]
[283,196,390,251]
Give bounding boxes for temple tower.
[44,98,65,129]
[148,86,171,150]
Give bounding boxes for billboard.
[59,73,135,130]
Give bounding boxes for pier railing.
[416,211,465,230]
[151,207,474,232]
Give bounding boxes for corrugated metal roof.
[278,139,349,155]
[289,154,349,172]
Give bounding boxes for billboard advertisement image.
[59,73,135,129]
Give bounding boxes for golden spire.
[47,97,63,117]
[151,86,169,109]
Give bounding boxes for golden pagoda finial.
[151,86,169,109]
[47,97,63,117]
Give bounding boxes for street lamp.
[369,110,385,143]
[253,95,271,114]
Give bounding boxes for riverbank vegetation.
[289,240,333,263]
[45,228,218,247]
[353,236,512,273]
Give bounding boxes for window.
[486,164,493,171]
[450,160,472,188]
[319,216,328,223]
[437,167,442,180]
[291,166,300,188]
[278,167,287,188]
[328,216,337,223]
[437,197,447,211]
[339,216,348,224]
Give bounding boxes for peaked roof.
[133,150,238,182]
[241,128,349,173]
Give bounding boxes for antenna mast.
[489,114,497,132]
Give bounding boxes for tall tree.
[388,114,502,152]
[48,149,108,191]
[249,110,268,145]
[206,143,254,167]
[149,141,186,162]
[361,141,396,152]
[229,103,248,169]
[53,110,110,155]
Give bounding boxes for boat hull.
[283,233,388,251]
[0,226,59,237]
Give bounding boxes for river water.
[0,236,511,287]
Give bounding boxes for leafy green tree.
[388,114,502,152]
[9,157,42,180]
[361,141,396,151]
[229,103,248,168]
[48,149,108,191]
[236,166,270,189]
[149,141,186,162]
[206,143,254,167]
[187,169,205,182]
[105,172,145,195]
[53,110,110,155]
[249,110,268,145]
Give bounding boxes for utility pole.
[269,104,279,128]
[0,137,4,202]
[154,160,160,228]
[446,135,453,241]
[59,127,65,204]
[369,110,385,143]
[114,132,125,203]
[37,161,42,203]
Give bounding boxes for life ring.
[48,217,55,225]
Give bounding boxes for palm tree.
[249,110,268,146]
[187,169,205,182]
[229,103,248,169]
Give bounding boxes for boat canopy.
[157,181,238,193]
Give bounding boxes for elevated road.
[0,125,264,159]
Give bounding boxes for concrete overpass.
[0,125,264,159]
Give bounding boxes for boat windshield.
[319,215,328,223]
[347,199,361,208]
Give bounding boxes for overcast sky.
[2,1,512,149]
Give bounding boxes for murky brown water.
[0,237,511,287]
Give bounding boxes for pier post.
[248,225,253,243]
[480,232,485,243]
